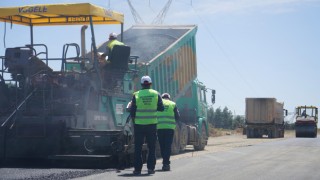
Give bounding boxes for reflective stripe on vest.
[157,99,176,129]
[107,40,124,51]
[134,89,159,125]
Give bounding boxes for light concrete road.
[74,134,320,180]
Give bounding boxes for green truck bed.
[97,25,198,101]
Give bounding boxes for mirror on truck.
[283,109,288,116]
[211,90,216,104]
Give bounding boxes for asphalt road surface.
[74,136,320,180]
[1,134,319,180]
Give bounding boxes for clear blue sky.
[1,0,320,120]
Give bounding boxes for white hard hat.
[109,32,117,39]
[141,75,152,84]
[162,93,171,99]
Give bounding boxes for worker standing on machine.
[101,32,124,59]
[157,93,180,171]
[130,75,164,175]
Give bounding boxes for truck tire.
[268,130,273,138]
[246,128,252,138]
[179,124,188,152]
[171,126,180,155]
[194,123,207,151]
[249,129,253,138]
[279,130,284,138]
[274,128,279,138]
[253,129,259,138]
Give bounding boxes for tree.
[213,107,223,128]
[208,107,245,130]
[222,107,233,129]
[232,115,245,129]
[207,106,215,125]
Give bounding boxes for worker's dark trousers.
[157,129,174,165]
[134,124,157,171]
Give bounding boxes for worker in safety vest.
[101,32,124,59]
[130,75,164,175]
[157,93,180,171]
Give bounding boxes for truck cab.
[175,79,214,152]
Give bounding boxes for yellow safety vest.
[107,40,124,51]
[157,99,176,129]
[134,89,159,125]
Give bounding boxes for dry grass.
[209,124,320,137]
[208,124,243,137]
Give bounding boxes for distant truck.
[295,106,318,138]
[245,98,287,138]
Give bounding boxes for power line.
[126,0,173,24]
[197,58,243,112]
[189,5,259,96]
[126,0,145,24]
[148,0,156,13]
[152,0,173,24]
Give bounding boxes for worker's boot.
[133,170,141,175]
[147,169,155,174]
[162,164,170,171]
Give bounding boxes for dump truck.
[295,106,318,138]
[0,3,214,166]
[98,25,215,154]
[245,98,286,138]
